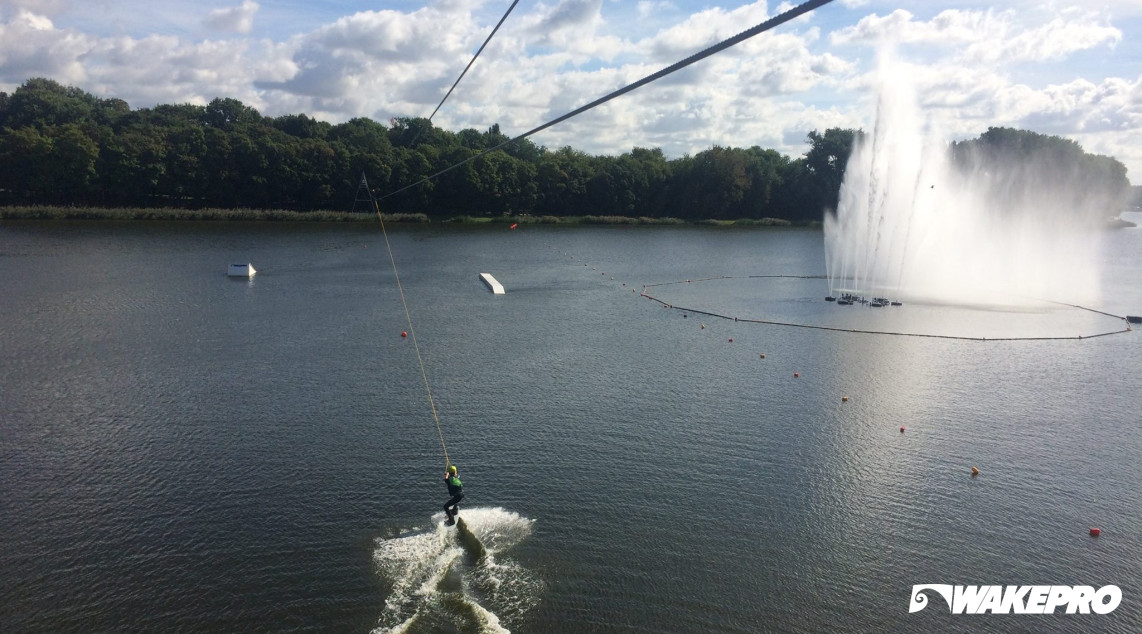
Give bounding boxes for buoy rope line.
[643,274,826,288]
[372,197,451,468]
[1040,298,1128,321]
[488,231,1134,343]
[638,276,1134,342]
[377,0,836,204]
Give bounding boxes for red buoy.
[728,338,733,342]
[1090,527,1101,537]
[510,223,518,229]
[794,372,799,378]
[401,331,407,338]
[900,426,905,433]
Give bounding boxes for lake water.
[2,216,1140,633]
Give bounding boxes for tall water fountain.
[823,56,1106,308]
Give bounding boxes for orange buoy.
[1090,527,1101,537]
[842,396,849,402]
[759,354,765,359]
[401,331,408,338]
[971,466,980,476]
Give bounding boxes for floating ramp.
[479,273,505,295]
[227,263,256,277]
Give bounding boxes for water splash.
[372,507,540,634]
[824,52,1102,307]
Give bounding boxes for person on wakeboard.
[443,465,463,526]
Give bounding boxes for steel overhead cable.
[374,1,523,465]
[379,0,837,203]
[408,0,523,147]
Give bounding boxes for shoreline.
[0,205,811,227]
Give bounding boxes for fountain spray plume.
[824,49,1113,308]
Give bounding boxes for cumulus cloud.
[968,12,1122,64]
[830,7,1121,65]
[637,1,675,20]
[204,1,259,35]
[515,0,623,60]
[822,5,1140,177]
[0,1,1138,178]
[0,0,68,16]
[641,1,772,61]
[0,11,91,83]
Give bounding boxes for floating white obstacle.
[228,263,256,277]
[479,273,505,295]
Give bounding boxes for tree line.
[0,78,1130,221]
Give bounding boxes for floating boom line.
[379,0,837,203]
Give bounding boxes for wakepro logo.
[909,584,1122,615]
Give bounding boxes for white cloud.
[0,11,91,83]
[0,1,1139,179]
[830,7,1121,65]
[831,9,1004,47]
[0,0,68,16]
[637,1,674,20]
[204,1,259,35]
[968,13,1121,64]
[640,1,771,62]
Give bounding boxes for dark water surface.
[2,218,1140,633]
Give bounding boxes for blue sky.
[2,1,1140,180]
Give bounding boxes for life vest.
[446,475,463,495]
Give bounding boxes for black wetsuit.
[444,474,464,519]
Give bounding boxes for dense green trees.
[950,127,1132,219]
[0,78,1131,220]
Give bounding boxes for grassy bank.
[0,206,407,222]
[0,206,806,227]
